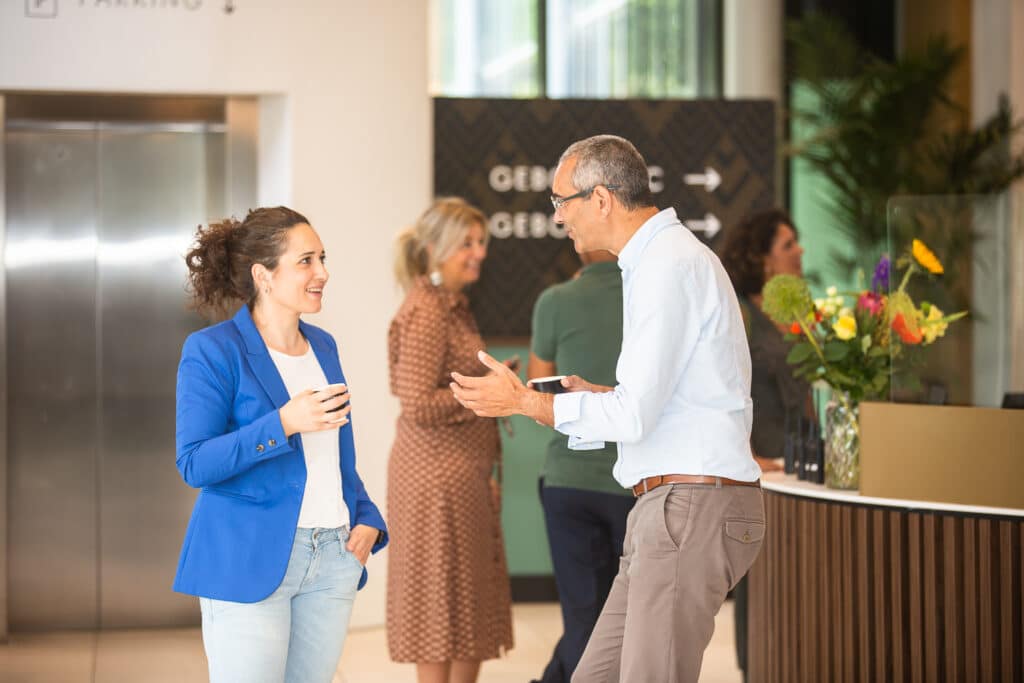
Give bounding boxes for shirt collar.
[232,304,266,355]
[579,260,621,277]
[616,207,680,273]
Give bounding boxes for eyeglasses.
[550,184,619,211]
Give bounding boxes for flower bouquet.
[761,239,967,488]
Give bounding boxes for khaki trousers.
[571,483,765,683]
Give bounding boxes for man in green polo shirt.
[527,250,635,683]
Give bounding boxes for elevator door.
[5,122,223,629]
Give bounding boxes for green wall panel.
[790,82,859,298]
[488,344,554,576]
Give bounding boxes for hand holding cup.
[279,383,350,436]
[526,375,568,394]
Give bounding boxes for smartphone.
[504,355,521,373]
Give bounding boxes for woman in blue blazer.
[175,206,387,683]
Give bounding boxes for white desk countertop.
[761,471,1024,519]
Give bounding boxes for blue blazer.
[173,306,387,603]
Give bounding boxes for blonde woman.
[386,198,513,683]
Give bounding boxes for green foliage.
[824,341,849,361]
[787,342,815,365]
[786,14,1024,279]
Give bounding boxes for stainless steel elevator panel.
[0,95,9,642]
[96,128,216,627]
[5,129,100,630]
[4,116,233,630]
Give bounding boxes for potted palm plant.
[786,13,1024,410]
[787,13,1024,280]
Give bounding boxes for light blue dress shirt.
[552,208,762,488]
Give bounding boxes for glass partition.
[886,194,1012,407]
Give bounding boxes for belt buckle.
[642,478,649,494]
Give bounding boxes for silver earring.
[429,270,443,287]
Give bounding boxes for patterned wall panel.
[434,98,776,338]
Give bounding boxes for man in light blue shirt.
[451,134,766,682]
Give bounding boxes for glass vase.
[824,391,860,489]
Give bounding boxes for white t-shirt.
[268,343,349,529]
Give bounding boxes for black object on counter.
[784,401,824,483]
[784,409,801,478]
[1003,392,1024,409]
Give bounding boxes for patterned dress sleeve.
[391,299,477,427]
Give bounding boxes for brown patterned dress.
[385,278,513,663]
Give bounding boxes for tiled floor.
[0,602,742,682]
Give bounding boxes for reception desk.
[748,472,1024,683]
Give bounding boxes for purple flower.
[872,255,891,292]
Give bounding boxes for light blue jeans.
[200,526,362,683]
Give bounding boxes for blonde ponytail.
[394,225,429,291]
[393,197,488,292]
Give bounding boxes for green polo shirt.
[530,260,630,496]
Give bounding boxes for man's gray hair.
[558,135,654,210]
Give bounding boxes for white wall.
[0,0,430,628]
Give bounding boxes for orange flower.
[892,313,923,344]
[790,321,802,335]
[912,239,944,275]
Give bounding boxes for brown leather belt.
[631,474,761,497]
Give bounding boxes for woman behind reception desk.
[719,209,812,680]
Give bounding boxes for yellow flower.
[912,239,944,274]
[921,305,948,344]
[833,315,857,340]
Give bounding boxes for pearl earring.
[429,270,443,287]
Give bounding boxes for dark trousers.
[535,481,635,683]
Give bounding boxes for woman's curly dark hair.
[185,206,309,318]
[719,209,797,297]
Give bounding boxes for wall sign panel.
[434,97,775,338]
